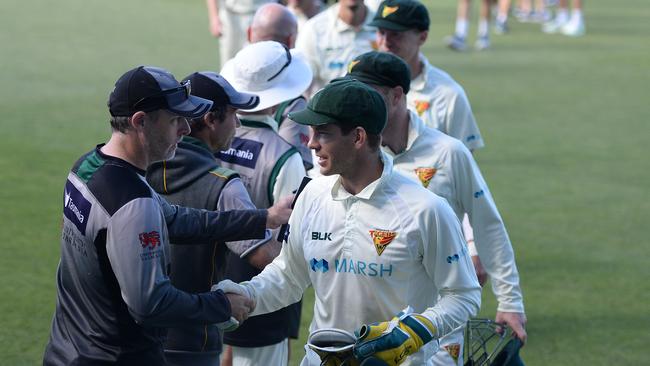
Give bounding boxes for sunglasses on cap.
[132,80,192,111]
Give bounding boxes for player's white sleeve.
[272,152,307,203]
[242,191,312,316]
[418,196,482,338]
[451,145,524,313]
[445,87,484,151]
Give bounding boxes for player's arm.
[218,178,281,270]
[105,197,248,327]
[445,86,484,151]
[160,195,290,244]
[206,0,222,37]
[451,145,524,314]
[217,187,313,316]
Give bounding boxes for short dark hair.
[109,115,131,133]
[336,122,381,150]
[188,105,228,132]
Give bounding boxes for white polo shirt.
[243,153,481,365]
[408,54,485,151]
[383,111,524,313]
[295,3,377,96]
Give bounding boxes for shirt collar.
[238,114,279,132]
[330,151,393,201]
[410,53,430,92]
[381,110,424,158]
[333,4,376,33]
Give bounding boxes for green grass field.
[1,0,648,364]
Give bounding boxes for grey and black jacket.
[43,145,267,366]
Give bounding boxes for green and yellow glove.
[353,307,437,366]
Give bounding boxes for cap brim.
[226,90,260,110]
[368,19,413,32]
[288,107,339,127]
[167,94,213,118]
[221,49,313,113]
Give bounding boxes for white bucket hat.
[221,41,313,113]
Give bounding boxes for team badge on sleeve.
[139,231,161,250]
[415,167,436,188]
[369,229,397,256]
[382,5,399,18]
[443,343,461,363]
[414,100,430,116]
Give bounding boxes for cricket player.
[371,0,484,151]
[295,0,377,96]
[346,51,527,365]
[43,66,292,365]
[145,71,286,366]
[217,79,482,366]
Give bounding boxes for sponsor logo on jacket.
[139,231,161,250]
[217,137,262,169]
[310,258,329,273]
[63,179,91,235]
[311,232,332,241]
[310,258,394,277]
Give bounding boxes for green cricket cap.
[288,79,387,134]
[369,0,430,31]
[347,51,411,94]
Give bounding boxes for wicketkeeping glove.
[307,328,360,366]
[353,306,437,366]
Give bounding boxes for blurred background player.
[295,0,377,96]
[218,41,312,366]
[347,51,527,364]
[206,0,274,67]
[248,3,314,170]
[542,0,585,36]
[285,0,323,31]
[514,0,551,23]
[145,72,286,366]
[372,0,484,151]
[445,0,499,51]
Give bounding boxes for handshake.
[211,280,256,332]
[308,307,437,366]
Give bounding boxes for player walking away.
[206,0,274,67]
[248,3,314,170]
[216,78,482,366]
[347,51,528,365]
[43,66,293,365]
[444,0,503,51]
[145,72,286,366]
[216,41,311,366]
[542,0,585,36]
[286,0,323,32]
[372,0,485,152]
[295,0,377,97]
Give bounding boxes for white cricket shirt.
[243,153,481,365]
[408,54,484,151]
[295,3,377,96]
[383,111,524,313]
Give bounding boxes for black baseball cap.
[347,51,411,94]
[288,78,387,135]
[108,66,213,118]
[369,0,430,31]
[181,72,260,111]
